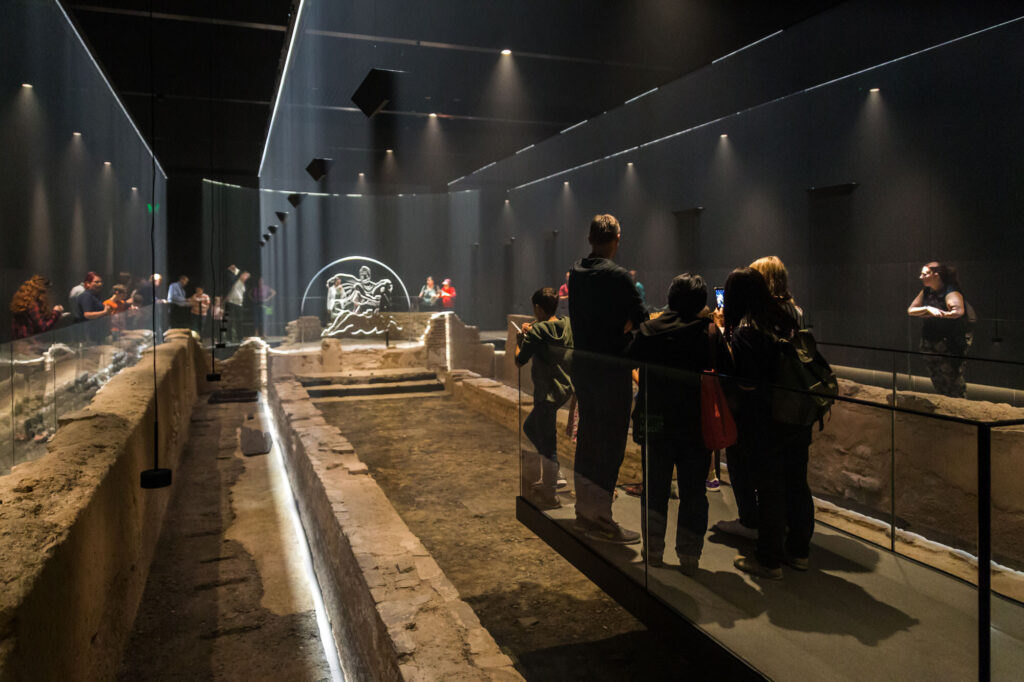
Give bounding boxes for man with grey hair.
[568,214,647,543]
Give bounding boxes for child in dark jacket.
[515,287,574,509]
[629,273,729,575]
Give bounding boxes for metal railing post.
[977,424,991,682]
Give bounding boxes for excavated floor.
[117,400,331,681]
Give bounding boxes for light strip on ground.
[258,0,309,177]
[511,15,1024,193]
[258,394,345,682]
[55,0,167,179]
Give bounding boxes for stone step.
[297,368,437,386]
[305,379,444,398]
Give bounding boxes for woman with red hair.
[10,276,64,340]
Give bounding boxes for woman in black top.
[907,262,970,398]
[725,267,813,579]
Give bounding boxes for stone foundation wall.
[268,376,521,682]
[0,335,206,681]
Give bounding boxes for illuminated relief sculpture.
[323,265,403,336]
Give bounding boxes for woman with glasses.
[907,261,971,398]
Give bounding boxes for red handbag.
[701,323,737,450]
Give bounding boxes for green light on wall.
[147,203,161,214]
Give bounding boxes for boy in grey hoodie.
[515,287,573,509]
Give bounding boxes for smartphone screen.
[714,286,725,310]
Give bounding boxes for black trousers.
[642,435,710,559]
[523,401,559,458]
[753,425,815,568]
[726,442,759,529]
[572,360,633,524]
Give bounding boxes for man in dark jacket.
[515,287,573,510]
[630,274,728,574]
[568,214,647,544]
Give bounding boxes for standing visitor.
[439,278,457,310]
[568,214,647,544]
[190,285,211,336]
[225,265,250,342]
[167,275,191,328]
[418,276,440,310]
[907,262,972,398]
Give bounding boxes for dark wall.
[1,0,166,341]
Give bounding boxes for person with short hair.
[167,275,191,329]
[515,287,574,510]
[629,273,727,574]
[225,265,250,342]
[190,285,211,336]
[568,214,647,544]
[76,272,112,321]
[908,261,972,398]
[439,278,457,310]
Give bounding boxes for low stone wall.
[268,376,521,682]
[0,335,206,681]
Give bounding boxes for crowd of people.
[515,213,970,580]
[8,265,276,344]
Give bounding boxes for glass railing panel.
[2,341,14,476]
[991,422,1024,680]
[10,329,55,471]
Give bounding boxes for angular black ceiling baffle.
[351,68,404,118]
[287,193,305,207]
[305,157,332,181]
[275,211,288,223]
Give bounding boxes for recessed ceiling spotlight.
[563,181,569,186]
[72,131,82,137]
[104,161,112,166]
[869,87,880,92]
[428,112,437,118]
[627,162,634,167]
[358,172,365,176]
[504,198,510,204]
[131,186,138,191]
[501,49,512,56]
[720,134,728,139]
[21,83,33,89]
[386,149,393,154]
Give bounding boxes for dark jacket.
[515,317,574,406]
[629,312,729,443]
[568,255,647,358]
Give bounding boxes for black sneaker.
[586,522,641,545]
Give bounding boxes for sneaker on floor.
[678,555,700,576]
[784,555,809,571]
[556,470,568,489]
[734,555,782,580]
[713,518,758,540]
[586,521,642,545]
[705,477,721,492]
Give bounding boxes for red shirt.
[439,285,457,309]
[11,302,60,340]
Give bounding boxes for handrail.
[818,339,1024,367]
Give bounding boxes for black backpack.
[772,329,838,429]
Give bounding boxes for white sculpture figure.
[323,265,402,336]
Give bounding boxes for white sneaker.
[714,518,758,540]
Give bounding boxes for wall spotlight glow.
[720,134,728,139]
[504,198,510,204]
[869,87,881,92]
[386,149,393,154]
[428,112,438,118]
[358,172,365,176]
[501,49,512,56]
[72,131,82,137]
[627,162,634,167]
[563,181,569,186]
[21,83,33,89]
[104,161,112,166]
[131,186,138,191]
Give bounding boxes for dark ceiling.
[68,0,839,186]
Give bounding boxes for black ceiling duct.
[287,193,305,207]
[351,68,404,118]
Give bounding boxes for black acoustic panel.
[351,68,403,118]
[306,157,332,181]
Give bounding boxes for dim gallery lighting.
[104,161,112,166]
[504,198,509,204]
[428,112,438,118]
[131,186,138,191]
[386,149,393,154]
[869,87,881,92]
[563,181,569,186]
[720,134,728,139]
[21,83,33,88]
[358,172,365,176]
[72,131,82,137]
[501,49,512,55]
[627,162,634,167]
